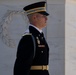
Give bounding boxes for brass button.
[41,37,43,39]
[39,34,40,36]
[41,51,43,53]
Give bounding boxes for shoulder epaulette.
[22,33,32,36]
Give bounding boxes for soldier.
[14,1,49,75]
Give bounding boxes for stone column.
[65,0,76,75]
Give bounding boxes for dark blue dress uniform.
[14,1,49,75]
[14,26,49,75]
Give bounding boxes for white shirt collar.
[29,24,42,33]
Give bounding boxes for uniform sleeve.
[14,35,34,75]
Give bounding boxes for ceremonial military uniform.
[14,26,49,75]
[14,1,49,75]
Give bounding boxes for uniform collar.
[29,24,42,33]
[29,26,43,37]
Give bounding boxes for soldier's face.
[35,13,48,29]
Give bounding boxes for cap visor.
[38,11,49,16]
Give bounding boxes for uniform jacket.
[14,26,49,75]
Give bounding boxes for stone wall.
[47,0,65,75]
